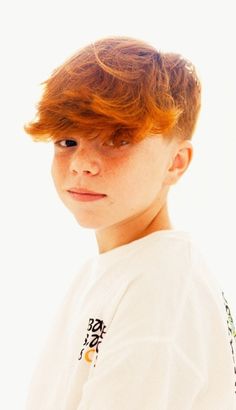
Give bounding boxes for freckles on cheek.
[103,156,125,177]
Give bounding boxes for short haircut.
[24,36,201,146]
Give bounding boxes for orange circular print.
[85,349,96,363]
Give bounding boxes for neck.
[95,201,173,254]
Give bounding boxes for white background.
[0,0,235,408]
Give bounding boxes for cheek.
[51,157,66,188]
[120,155,164,200]
[109,157,150,199]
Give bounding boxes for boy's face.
[51,133,182,233]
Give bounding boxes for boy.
[24,36,236,409]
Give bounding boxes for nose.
[69,144,100,176]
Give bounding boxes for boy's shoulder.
[125,230,222,303]
[131,229,193,273]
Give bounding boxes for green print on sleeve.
[222,291,236,395]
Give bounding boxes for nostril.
[71,165,99,176]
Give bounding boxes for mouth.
[68,187,106,195]
[67,190,107,202]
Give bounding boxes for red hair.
[24,36,201,146]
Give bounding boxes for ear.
[164,140,193,186]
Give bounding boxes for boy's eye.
[104,138,130,148]
[54,139,77,148]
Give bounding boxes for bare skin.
[51,133,193,254]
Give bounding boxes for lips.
[68,187,106,196]
[67,189,107,202]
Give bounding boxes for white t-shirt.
[26,230,236,409]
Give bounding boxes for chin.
[72,214,106,230]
